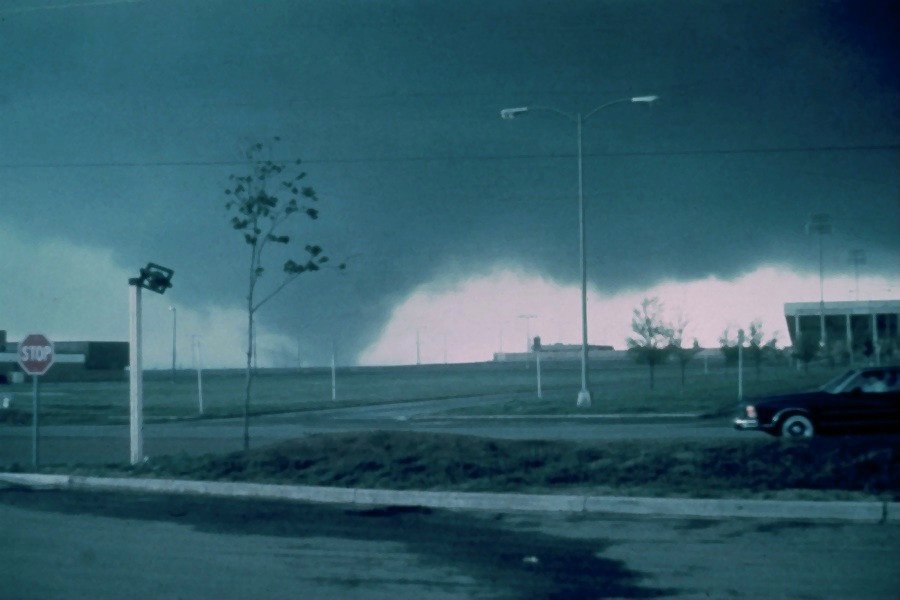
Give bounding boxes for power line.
[0,143,897,170]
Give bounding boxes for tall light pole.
[501,95,658,406]
[807,213,831,350]
[848,248,866,300]
[168,305,177,382]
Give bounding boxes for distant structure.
[784,300,900,364]
[494,342,617,363]
[0,330,128,383]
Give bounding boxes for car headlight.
[745,405,757,419]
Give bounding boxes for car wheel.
[781,415,814,439]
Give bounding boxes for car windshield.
[819,370,861,394]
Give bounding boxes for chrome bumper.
[733,417,760,430]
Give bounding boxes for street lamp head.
[500,107,529,120]
[631,95,659,103]
[168,305,176,312]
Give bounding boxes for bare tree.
[627,297,673,390]
[666,317,701,395]
[793,333,819,373]
[225,138,344,451]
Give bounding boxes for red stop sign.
[18,334,55,376]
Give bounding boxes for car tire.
[780,414,814,439]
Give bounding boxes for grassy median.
[27,431,900,501]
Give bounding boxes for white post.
[575,112,591,408]
[845,314,853,366]
[331,342,337,401]
[194,336,204,416]
[871,311,880,367]
[536,350,542,399]
[129,284,143,465]
[737,329,745,403]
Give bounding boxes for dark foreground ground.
[1,487,898,600]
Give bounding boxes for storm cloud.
[1,0,897,364]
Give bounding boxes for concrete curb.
[0,472,895,523]
[410,413,702,421]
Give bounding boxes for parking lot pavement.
[2,488,898,600]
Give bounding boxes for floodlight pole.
[193,335,204,416]
[737,329,745,403]
[128,283,143,465]
[331,340,337,401]
[168,305,177,382]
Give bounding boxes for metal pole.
[737,329,744,403]
[576,113,591,407]
[32,375,39,468]
[170,306,177,382]
[415,329,420,365]
[129,284,143,465]
[331,342,337,401]
[536,350,542,399]
[818,232,826,351]
[194,336,204,416]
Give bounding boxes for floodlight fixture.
[129,262,174,295]
[500,107,529,120]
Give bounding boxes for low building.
[783,300,900,364]
[0,330,128,383]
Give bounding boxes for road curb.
[0,472,893,523]
[410,413,702,421]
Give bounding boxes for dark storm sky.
[1,0,898,363]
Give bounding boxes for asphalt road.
[0,394,742,466]
[1,487,897,600]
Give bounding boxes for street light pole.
[168,305,177,382]
[849,249,866,301]
[501,95,657,407]
[807,213,831,351]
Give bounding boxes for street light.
[848,248,866,301]
[501,95,658,406]
[806,213,831,349]
[168,305,177,382]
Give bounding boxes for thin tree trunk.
[649,362,655,390]
[243,302,253,451]
[680,362,685,395]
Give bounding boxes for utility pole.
[415,328,421,366]
[168,305,177,382]
[848,249,866,301]
[807,213,831,352]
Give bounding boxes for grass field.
[0,360,847,424]
[43,431,900,500]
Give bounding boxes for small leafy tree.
[718,327,740,366]
[793,333,820,373]
[745,319,778,378]
[666,318,701,395]
[627,297,673,390]
[225,138,344,451]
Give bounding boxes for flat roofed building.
[784,300,900,365]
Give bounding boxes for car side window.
[860,370,894,394]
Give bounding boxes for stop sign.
[18,334,55,376]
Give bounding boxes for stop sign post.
[17,333,55,467]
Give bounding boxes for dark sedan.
[734,366,900,439]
